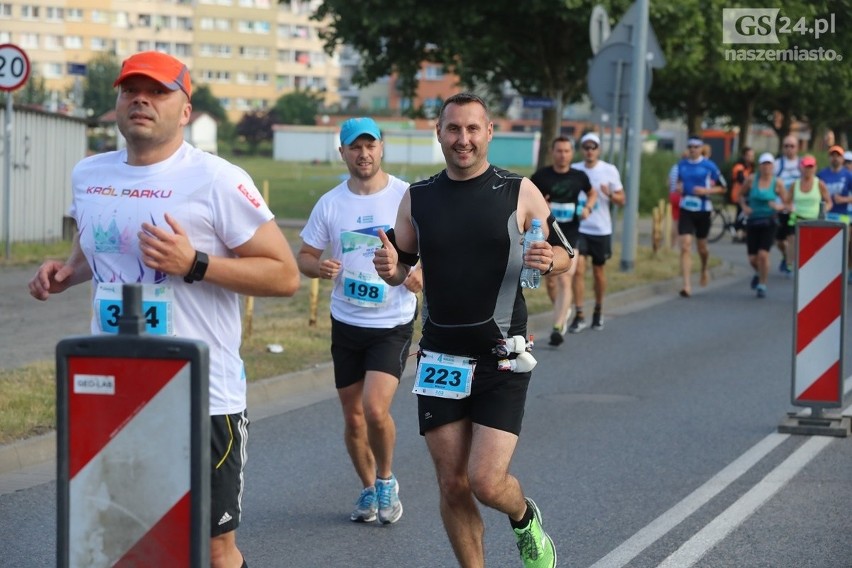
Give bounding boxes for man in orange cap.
[29,51,300,568]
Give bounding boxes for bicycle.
[708,198,744,243]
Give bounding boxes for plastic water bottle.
[520,219,544,289]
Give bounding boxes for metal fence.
[0,106,87,243]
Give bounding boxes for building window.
[42,61,63,78]
[0,32,10,42]
[66,7,83,20]
[423,66,444,80]
[215,18,230,31]
[20,5,40,19]
[0,3,13,17]
[91,37,108,50]
[46,6,64,21]
[91,9,108,23]
[137,40,152,51]
[175,43,191,56]
[44,35,62,50]
[65,35,83,49]
[371,97,389,111]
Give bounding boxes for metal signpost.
[0,43,30,260]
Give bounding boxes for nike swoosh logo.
[492,182,507,189]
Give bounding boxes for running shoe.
[591,312,604,331]
[514,498,557,568]
[375,475,403,524]
[350,486,377,523]
[568,314,586,334]
[548,326,564,346]
[750,274,759,290]
[756,284,767,299]
[778,259,792,275]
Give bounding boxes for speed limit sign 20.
[0,44,31,92]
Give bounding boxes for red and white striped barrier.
[792,221,847,408]
[58,331,209,567]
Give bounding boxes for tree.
[189,84,229,126]
[82,52,121,118]
[270,90,321,125]
[235,111,273,154]
[15,71,48,107]
[313,0,603,169]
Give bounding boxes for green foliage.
[235,111,274,154]
[190,84,229,125]
[270,90,321,125]
[313,0,603,167]
[15,71,48,107]
[82,52,121,118]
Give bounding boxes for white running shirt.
[300,175,417,327]
[572,160,624,236]
[70,142,273,415]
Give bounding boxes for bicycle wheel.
[707,208,729,243]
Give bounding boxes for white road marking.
[590,377,852,568]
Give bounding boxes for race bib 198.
[341,269,388,308]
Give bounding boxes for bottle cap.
[531,219,541,227]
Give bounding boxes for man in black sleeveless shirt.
[531,136,594,346]
[374,93,570,568]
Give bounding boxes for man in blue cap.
[297,117,422,525]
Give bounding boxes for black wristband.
[544,261,554,275]
[183,251,209,283]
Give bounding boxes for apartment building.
[0,0,340,122]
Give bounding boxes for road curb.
[0,257,739,478]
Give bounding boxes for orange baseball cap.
[113,51,192,99]
[828,144,845,155]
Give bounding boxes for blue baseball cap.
[340,117,382,145]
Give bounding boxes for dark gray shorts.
[211,411,248,537]
[577,233,612,266]
[417,363,530,436]
[331,316,414,389]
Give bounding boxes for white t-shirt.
[572,160,624,236]
[300,175,417,328]
[775,156,801,188]
[70,142,273,415]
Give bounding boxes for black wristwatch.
[543,260,554,275]
[184,251,209,283]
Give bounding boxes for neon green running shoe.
[514,498,557,567]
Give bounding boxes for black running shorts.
[211,411,248,537]
[577,233,612,266]
[678,209,712,239]
[417,363,530,436]
[331,316,414,389]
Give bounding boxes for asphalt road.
[2,235,851,567]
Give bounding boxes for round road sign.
[0,44,31,92]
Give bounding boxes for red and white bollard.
[779,221,849,436]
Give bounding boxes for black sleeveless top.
[410,166,528,362]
